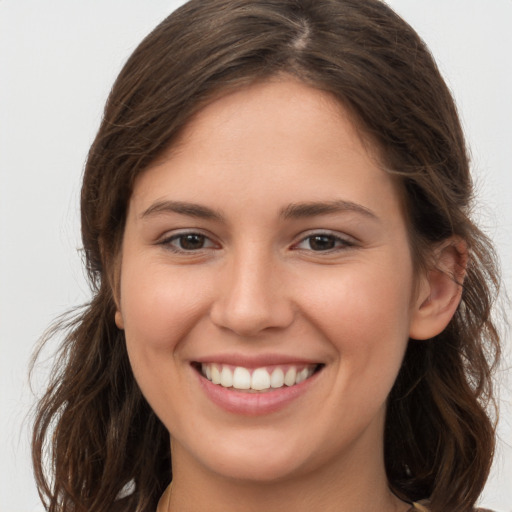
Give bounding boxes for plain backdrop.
[1,1,511,511]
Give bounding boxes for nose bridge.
[210,242,293,336]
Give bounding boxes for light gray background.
[1,1,511,511]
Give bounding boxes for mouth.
[193,362,324,393]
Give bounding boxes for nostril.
[209,264,294,335]
[210,299,295,336]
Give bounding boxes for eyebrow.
[280,200,379,221]
[140,199,379,223]
[140,200,225,221]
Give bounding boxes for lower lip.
[196,369,321,416]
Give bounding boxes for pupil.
[309,235,335,251]
[180,234,205,250]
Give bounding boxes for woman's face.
[116,78,426,483]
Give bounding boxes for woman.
[32,1,501,511]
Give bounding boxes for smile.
[199,363,319,392]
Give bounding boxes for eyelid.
[291,230,357,251]
[158,229,220,252]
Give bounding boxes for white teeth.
[251,368,271,390]
[284,367,297,386]
[201,363,317,391]
[211,365,221,384]
[295,368,309,384]
[220,366,233,387]
[232,367,251,390]
[270,368,284,388]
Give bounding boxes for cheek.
[118,262,215,426]
[296,259,414,432]
[302,258,412,323]
[295,254,414,372]
[119,262,213,354]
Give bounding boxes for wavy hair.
[32,1,501,511]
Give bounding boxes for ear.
[112,280,125,330]
[111,280,124,330]
[409,238,467,340]
[101,241,125,330]
[115,309,125,330]
[112,271,124,331]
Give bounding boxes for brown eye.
[308,235,336,251]
[178,234,206,250]
[294,232,354,252]
[162,232,218,253]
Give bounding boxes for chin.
[177,430,318,484]
[210,454,309,484]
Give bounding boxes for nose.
[209,250,295,337]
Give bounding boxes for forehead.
[131,77,403,225]
[175,77,369,162]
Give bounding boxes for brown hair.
[32,1,501,511]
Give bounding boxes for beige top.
[409,502,429,511]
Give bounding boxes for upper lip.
[192,353,323,368]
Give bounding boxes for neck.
[163,438,409,512]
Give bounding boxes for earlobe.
[409,238,467,340]
[115,310,125,330]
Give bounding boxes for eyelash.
[159,232,218,253]
[292,232,355,252]
[159,230,355,254]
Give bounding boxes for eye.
[161,232,218,252]
[294,232,354,252]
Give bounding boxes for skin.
[115,77,463,512]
